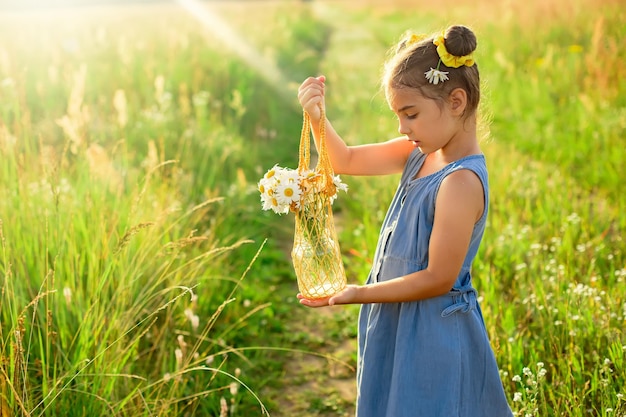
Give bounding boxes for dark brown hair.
[383,25,480,119]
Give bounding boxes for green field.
[0,0,624,416]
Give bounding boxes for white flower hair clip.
[424,67,449,85]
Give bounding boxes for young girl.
[297,25,513,416]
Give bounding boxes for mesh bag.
[291,107,347,299]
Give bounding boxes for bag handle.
[298,105,336,195]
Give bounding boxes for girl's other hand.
[297,284,359,308]
[297,75,326,121]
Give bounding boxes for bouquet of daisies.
[258,165,348,215]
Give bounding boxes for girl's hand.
[297,75,326,121]
[297,284,359,308]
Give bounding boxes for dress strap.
[441,285,477,317]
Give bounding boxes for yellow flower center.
[284,188,294,197]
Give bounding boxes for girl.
[297,25,513,416]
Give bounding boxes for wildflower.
[424,67,449,85]
[566,212,581,224]
[258,165,346,215]
[568,44,583,53]
[275,181,302,206]
[229,382,239,396]
[192,91,210,107]
[513,392,523,402]
[333,175,349,193]
[512,375,522,382]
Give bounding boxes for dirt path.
[260,3,368,415]
[268,304,357,417]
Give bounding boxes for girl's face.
[387,87,458,154]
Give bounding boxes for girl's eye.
[407,114,418,120]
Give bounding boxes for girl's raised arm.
[298,76,414,176]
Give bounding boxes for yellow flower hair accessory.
[433,34,475,68]
[424,34,475,85]
[406,33,427,47]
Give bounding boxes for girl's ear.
[448,88,467,116]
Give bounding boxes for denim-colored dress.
[356,149,513,417]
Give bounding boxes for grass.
[0,0,624,416]
[0,2,324,415]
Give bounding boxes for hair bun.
[444,25,477,57]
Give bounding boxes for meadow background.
[0,0,624,416]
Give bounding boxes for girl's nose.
[398,121,410,136]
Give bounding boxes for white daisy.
[333,175,348,193]
[279,168,301,185]
[275,181,302,206]
[424,67,449,85]
[258,177,276,210]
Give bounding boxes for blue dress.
[356,149,513,417]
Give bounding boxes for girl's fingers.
[297,76,326,122]
[297,83,325,106]
[298,75,325,93]
[297,294,331,308]
[298,84,324,103]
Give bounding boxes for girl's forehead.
[387,88,428,111]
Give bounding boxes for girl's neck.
[439,122,480,163]
[416,136,480,180]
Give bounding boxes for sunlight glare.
[175,0,288,98]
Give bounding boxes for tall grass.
[0,3,330,415]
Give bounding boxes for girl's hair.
[383,25,480,119]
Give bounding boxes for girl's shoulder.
[443,154,487,180]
